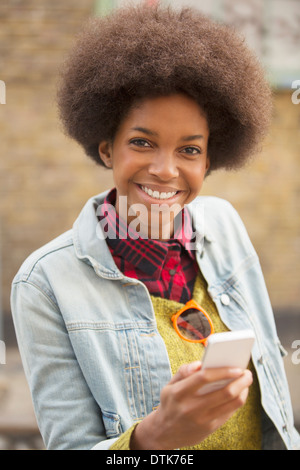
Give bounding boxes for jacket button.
[221,294,230,306]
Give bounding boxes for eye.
[129,138,151,148]
[181,146,202,156]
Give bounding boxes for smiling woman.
[10,3,300,451]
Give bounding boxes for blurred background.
[0,0,299,450]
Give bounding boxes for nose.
[148,151,179,181]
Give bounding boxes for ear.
[98,141,113,168]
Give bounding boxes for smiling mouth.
[139,185,180,200]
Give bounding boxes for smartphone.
[197,329,255,395]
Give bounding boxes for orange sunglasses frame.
[171,299,214,345]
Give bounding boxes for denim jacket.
[11,191,300,450]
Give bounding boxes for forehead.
[118,93,209,136]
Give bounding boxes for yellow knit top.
[110,271,262,450]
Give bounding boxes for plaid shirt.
[98,189,198,304]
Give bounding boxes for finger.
[209,384,250,426]
[170,361,202,384]
[168,366,244,399]
[197,369,253,406]
[185,372,252,430]
[195,387,250,437]
[222,369,253,400]
[196,367,251,397]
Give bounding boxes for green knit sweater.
[111,272,262,450]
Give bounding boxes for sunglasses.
[171,299,214,345]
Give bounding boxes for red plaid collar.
[97,188,196,277]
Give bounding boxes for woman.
[11,4,300,450]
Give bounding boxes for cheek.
[186,166,206,190]
[112,154,143,190]
[115,151,144,174]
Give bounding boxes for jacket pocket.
[102,410,122,438]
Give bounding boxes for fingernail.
[229,368,243,376]
[187,361,202,373]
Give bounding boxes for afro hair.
[57,3,272,172]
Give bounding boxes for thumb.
[170,361,202,384]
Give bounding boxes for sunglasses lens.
[177,308,212,341]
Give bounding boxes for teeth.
[141,186,177,200]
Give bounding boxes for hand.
[130,361,253,450]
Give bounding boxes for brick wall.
[1,1,300,323]
[0,0,110,319]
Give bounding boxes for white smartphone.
[197,330,255,396]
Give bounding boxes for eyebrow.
[130,127,204,141]
[130,127,159,137]
[181,135,204,142]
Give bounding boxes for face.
[98,93,210,239]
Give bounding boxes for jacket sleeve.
[10,279,120,450]
[92,424,139,450]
